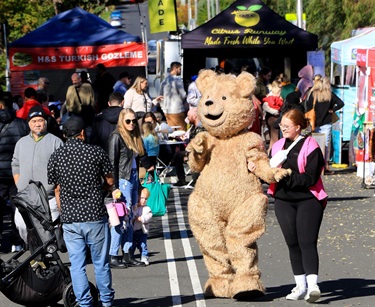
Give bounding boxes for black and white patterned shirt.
[48,138,113,223]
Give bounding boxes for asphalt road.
[1,170,374,306]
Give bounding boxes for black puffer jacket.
[89,106,122,153]
[0,109,29,179]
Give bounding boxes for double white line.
[162,188,206,307]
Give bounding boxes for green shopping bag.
[142,171,170,216]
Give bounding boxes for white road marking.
[162,212,182,306]
[172,189,206,307]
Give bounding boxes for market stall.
[181,0,318,83]
[330,28,375,164]
[9,7,147,101]
[355,47,375,184]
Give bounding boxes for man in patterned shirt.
[47,116,115,307]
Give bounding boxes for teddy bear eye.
[222,96,226,100]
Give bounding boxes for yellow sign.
[148,0,177,34]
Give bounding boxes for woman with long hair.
[124,76,163,122]
[305,77,344,172]
[108,108,154,268]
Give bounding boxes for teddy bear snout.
[205,100,214,107]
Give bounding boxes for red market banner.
[10,43,147,71]
[357,47,375,68]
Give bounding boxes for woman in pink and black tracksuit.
[249,108,327,303]
[269,108,327,303]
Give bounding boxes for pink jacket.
[268,136,327,204]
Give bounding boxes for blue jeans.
[110,169,139,255]
[314,123,332,163]
[63,219,114,307]
[131,229,148,257]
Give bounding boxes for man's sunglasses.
[125,119,137,125]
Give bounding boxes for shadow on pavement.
[265,278,375,304]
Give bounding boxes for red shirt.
[16,100,51,120]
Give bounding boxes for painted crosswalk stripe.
[162,211,182,306]
[172,188,206,307]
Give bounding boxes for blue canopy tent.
[9,7,146,100]
[10,7,141,48]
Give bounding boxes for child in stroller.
[0,180,98,307]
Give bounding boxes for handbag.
[331,111,339,124]
[270,135,304,168]
[135,111,146,120]
[142,171,170,216]
[305,96,316,131]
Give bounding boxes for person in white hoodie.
[130,188,153,265]
[186,75,201,109]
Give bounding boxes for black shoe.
[110,256,127,269]
[123,253,145,267]
[173,180,188,187]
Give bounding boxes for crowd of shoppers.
[0,60,343,305]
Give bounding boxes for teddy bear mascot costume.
[186,69,291,301]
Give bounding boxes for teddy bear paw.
[274,168,292,182]
[232,290,264,301]
[204,277,231,298]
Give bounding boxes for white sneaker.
[141,255,149,266]
[286,285,307,300]
[304,285,321,303]
[11,245,22,253]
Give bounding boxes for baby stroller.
[0,180,98,307]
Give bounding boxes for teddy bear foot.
[204,277,231,298]
[230,273,265,300]
[233,290,264,301]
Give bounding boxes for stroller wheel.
[62,281,99,307]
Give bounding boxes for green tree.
[306,0,375,74]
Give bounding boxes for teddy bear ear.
[196,69,216,93]
[236,72,257,98]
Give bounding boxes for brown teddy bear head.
[196,70,256,138]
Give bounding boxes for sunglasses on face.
[125,119,137,125]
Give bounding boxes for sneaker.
[173,180,188,187]
[304,285,321,303]
[11,245,22,253]
[141,255,149,266]
[286,285,307,300]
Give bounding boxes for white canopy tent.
[331,28,375,85]
[330,28,375,164]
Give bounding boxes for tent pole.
[136,3,148,78]
[296,0,303,29]
[3,23,11,91]
[136,4,147,44]
[215,0,220,15]
[207,0,211,20]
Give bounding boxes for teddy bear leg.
[188,195,233,298]
[225,194,268,300]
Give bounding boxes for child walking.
[131,188,153,265]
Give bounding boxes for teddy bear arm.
[246,147,289,183]
[186,132,213,172]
